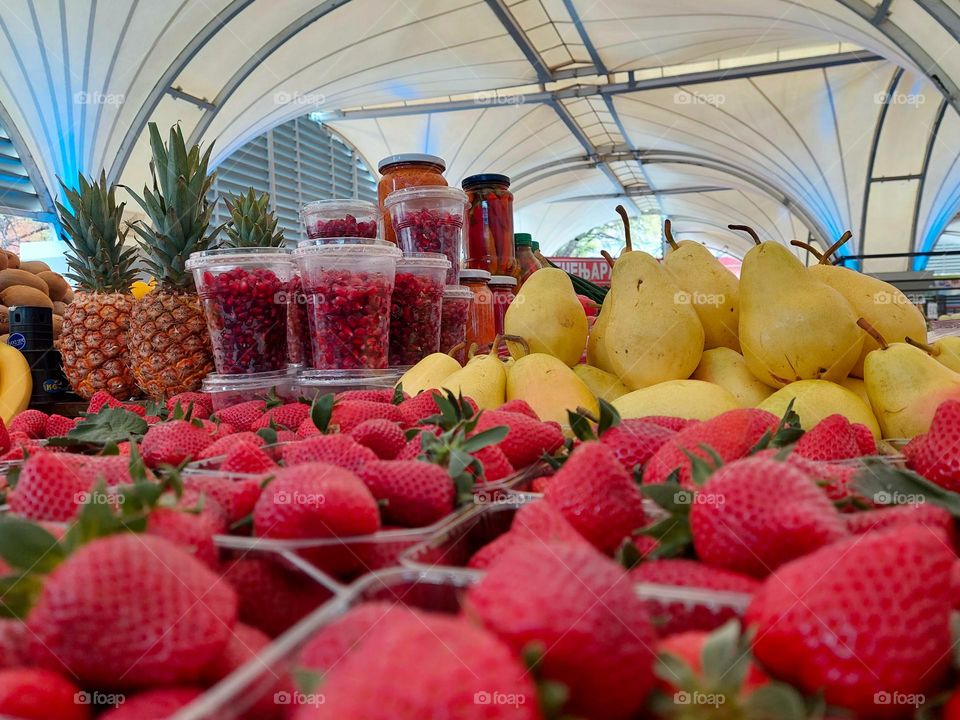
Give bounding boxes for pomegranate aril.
[395,208,462,284]
[309,214,378,239]
[441,296,470,363]
[286,274,313,366]
[389,271,444,366]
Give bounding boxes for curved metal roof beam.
[0,98,56,220]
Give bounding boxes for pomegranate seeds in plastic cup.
[188,248,293,375]
[286,274,312,367]
[294,240,402,370]
[441,285,472,361]
[300,199,379,240]
[389,254,450,366]
[384,186,467,284]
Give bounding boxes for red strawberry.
[0,621,27,669]
[29,534,236,687]
[350,419,405,459]
[274,429,299,443]
[0,668,89,720]
[183,475,261,522]
[222,556,332,636]
[0,418,9,455]
[945,690,960,720]
[9,410,47,439]
[844,503,956,545]
[600,418,675,473]
[336,389,396,403]
[746,525,954,716]
[331,400,407,432]
[208,421,236,439]
[473,410,564,468]
[544,442,646,553]
[99,687,202,719]
[213,400,266,432]
[87,389,120,413]
[0,432,39,461]
[255,402,311,431]
[470,444,514,482]
[793,414,861,461]
[202,622,271,684]
[166,391,214,415]
[530,475,551,493]
[903,400,960,490]
[253,462,380,540]
[141,419,213,468]
[296,415,322,438]
[655,628,768,698]
[120,402,147,417]
[146,507,220,568]
[689,456,848,577]
[465,541,656,719]
[198,431,265,460]
[498,398,539,419]
[297,602,398,674]
[43,414,76,439]
[643,415,699,432]
[510,499,585,543]
[632,559,759,635]
[643,408,779,487]
[851,422,878,455]
[174,487,230,533]
[282,434,377,472]
[397,390,444,423]
[468,532,522,569]
[301,610,539,720]
[358,460,454,527]
[220,441,276,475]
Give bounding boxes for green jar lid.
[532,240,540,252]
[514,233,533,246]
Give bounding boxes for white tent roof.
[2,0,960,268]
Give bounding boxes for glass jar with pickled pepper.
[488,275,516,336]
[462,174,518,280]
[378,154,447,244]
[459,269,496,350]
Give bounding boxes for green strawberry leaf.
[461,426,508,453]
[310,394,335,434]
[257,426,279,445]
[0,573,44,619]
[638,514,692,558]
[751,399,804,454]
[851,461,960,517]
[391,384,405,405]
[615,538,645,569]
[700,620,744,689]
[640,482,692,515]
[653,649,696,689]
[566,408,597,442]
[50,406,148,447]
[682,446,722,486]
[264,387,283,409]
[597,399,621,435]
[0,517,66,573]
[740,682,810,720]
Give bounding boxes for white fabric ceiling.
[1,0,960,269]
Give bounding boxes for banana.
[0,343,31,423]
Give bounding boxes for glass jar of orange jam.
[377,154,447,244]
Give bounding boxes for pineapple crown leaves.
[123,122,222,290]
[55,170,138,292]
[222,188,285,248]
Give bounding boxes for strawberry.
[793,414,861,461]
[0,668,89,720]
[99,687,202,719]
[43,414,76,439]
[296,415,322,438]
[9,409,47,439]
[213,400,267,432]
[330,400,407,432]
[174,487,230,533]
[632,559,759,635]
[782,454,865,507]
[222,556,332,636]
[87,389,120,413]
[183,475,261,523]
[198,431,265,460]
[600,418,675,474]
[297,602,398,674]
[29,534,237,687]
[141,419,213,467]
[166,391,214,417]
[349,419,405,459]
[498,398,539,419]
[467,532,522,569]
[302,610,539,720]
[946,690,960,720]
[336,388,397,403]
[120,402,147,417]
[689,456,848,577]
[0,621,27,669]
[510,499,585,543]
[358,460,454,527]
[254,401,311,431]
[208,420,236,439]
[544,442,646,553]
[844,503,956,545]
[202,622,271,684]
[253,462,380,540]
[643,415,699,432]
[220,441,276,475]
[274,429,299,443]
[465,540,656,719]
[282,434,377,472]
[470,444,514,482]
[903,400,960,490]
[851,422,878,455]
[146,507,220,568]
[746,525,954,716]
[0,418,9,455]
[397,390,444,423]
[473,410,564,468]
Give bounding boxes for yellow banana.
[0,343,31,423]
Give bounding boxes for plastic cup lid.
[186,247,292,270]
[443,285,474,300]
[378,153,446,172]
[202,367,296,390]
[383,185,468,209]
[489,275,518,287]
[300,199,378,216]
[397,252,452,270]
[293,239,402,259]
[459,269,492,281]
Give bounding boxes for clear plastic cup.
[300,199,379,239]
[293,240,402,370]
[384,186,467,284]
[201,368,299,410]
[389,253,450,366]
[295,368,403,401]
[441,285,472,363]
[286,273,312,367]
[186,248,293,375]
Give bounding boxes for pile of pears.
[399,212,960,440]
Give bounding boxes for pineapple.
[223,188,284,248]
[124,123,220,400]
[55,171,139,399]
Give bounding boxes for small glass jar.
[460,269,496,350]
[384,186,467,284]
[441,286,473,363]
[489,275,517,336]
[300,199,379,239]
[515,233,541,284]
[377,154,447,244]
[462,174,517,280]
[389,253,450,367]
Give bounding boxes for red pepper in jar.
[462,174,517,280]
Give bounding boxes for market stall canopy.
[1,0,960,268]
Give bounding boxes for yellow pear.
[757,379,880,437]
[506,353,597,427]
[600,251,704,389]
[572,364,631,402]
[504,268,587,367]
[839,376,871,407]
[792,235,927,378]
[906,336,960,374]
[691,347,774,407]
[860,321,960,438]
[663,219,740,351]
[397,353,461,396]
[440,340,506,410]
[586,296,614,372]
[612,380,739,421]
[737,229,862,387]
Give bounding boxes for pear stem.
[488,335,504,358]
[466,342,480,360]
[502,334,530,358]
[664,219,679,250]
[820,231,853,264]
[615,205,632,252]
[728,224,761,245]
[906,336,939,357]
[600,249,616,268]
[856,318,888,349]
[789,240,823,261]
[447,341,466,358]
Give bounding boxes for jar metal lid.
[489,275,518,287]
[459,269,492,282]
[378,153,446,172]
[461,173,511,189]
